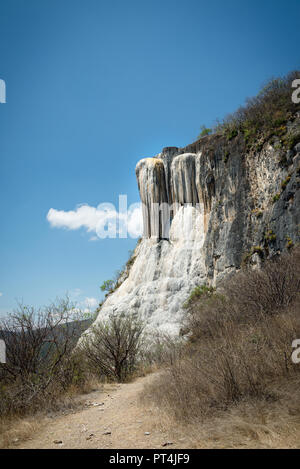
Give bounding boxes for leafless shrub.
[80,313,145,382]
[225,248,300,320]
[145,247,300,422]
[139,331,184,369]
[0,297,91,417]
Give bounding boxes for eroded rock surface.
[94,125,300,333]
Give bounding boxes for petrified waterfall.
[93,134,300,333]
[136,149,206,241]
[93,147,209,334]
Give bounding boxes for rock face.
[94,124,300,334]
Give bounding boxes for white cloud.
[84,297,98,309]
[0,292,2,297]
[68,290,98,312]
[47,204,106,232]
[70,288,82,298]
[47,202,143,239]
[127,205,143,238]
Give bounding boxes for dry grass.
[0,416,41,449]
[142,372,300,448]
[0,375,101,449]
[143,247,300,447]
[215,70,300,149]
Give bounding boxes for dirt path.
[16,374,186,449]
[11,372,300,449]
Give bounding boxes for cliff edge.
[92,110,299,333]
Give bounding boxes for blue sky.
[0,0,299,315]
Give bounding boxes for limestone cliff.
[94,117,300,334]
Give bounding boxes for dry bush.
[79,313,145,382]
[0,297,92,418]
[0,416,40,449]
[225,248,300,320]
[139,332,184,369]
[216,70,300,147]
[145,247,300,422]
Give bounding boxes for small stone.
[144,432,150,436]
[53,440,63,444]
[103,431,111,435]
[162,442,173,447]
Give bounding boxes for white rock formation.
[93,133,300,334]
[93,148,210,334]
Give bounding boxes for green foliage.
[252,245,264,255]
[272,192,280,203]
[184,285,215,308]
[265,230,277,243]
[252,209,264,218]
[286,236,294,249]
[216,71,300,149]
[100,279,115,293]
[197,125,212,139]
[223,150,230,163]
[242,246,264,265]
[281,175,291,191]
[225,128,238,141]
[126,249,136,269]
[282,132,300,150]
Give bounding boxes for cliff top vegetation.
[197,70,300,152]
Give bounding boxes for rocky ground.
[14,374,189,449]
[6,371,300,449]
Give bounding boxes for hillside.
[92,73,300,334]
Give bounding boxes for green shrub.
[216,71,300,149]
[242,245,264,264]
[225,128,238,141]
[197,125,212,139]
[281,175,291,191]
[223,150,230,163]
[283,133,300,150]
[100,279,115,294]
[286,236,294,249]
[184,285,215,308]
[265,230,277,243]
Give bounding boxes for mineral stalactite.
[92,130,300,333]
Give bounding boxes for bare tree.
[0,297,90,415]
[225,247,300,320]
[80,313,144,382]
